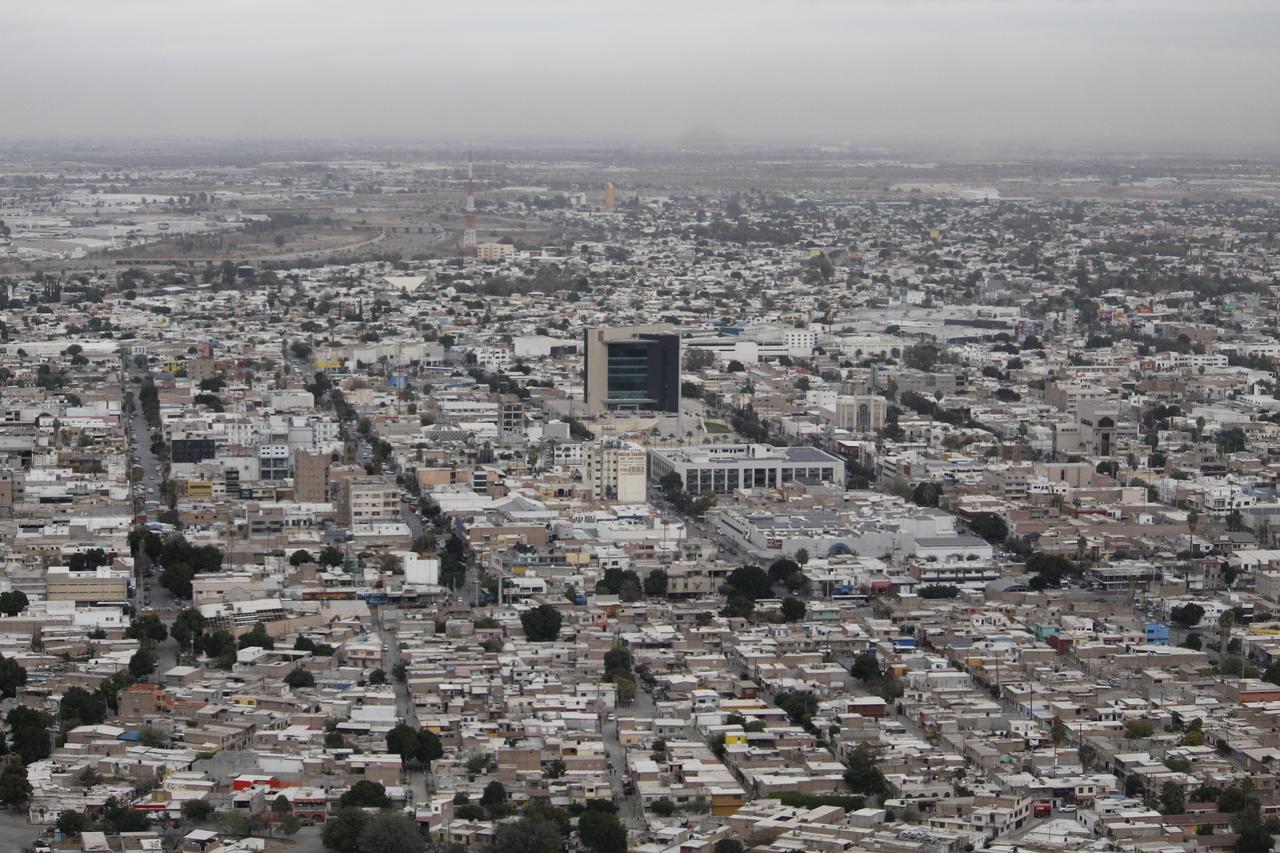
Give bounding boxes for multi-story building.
[295,447,341,503]
[340,477,400,526]
[493,393,525,446]
[830,395,888,433]
[46,566,129,604]
[584,439,647,503]
[476,242,516,262]
[649,443,845,496]
[0,469,25,515]
[583,324,680,414]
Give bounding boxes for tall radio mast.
[462,148,477,258]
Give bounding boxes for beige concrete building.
[295,447,340,503]
[339,476,400,525]
[46,567,129,604]
[583,323,680,414]
[584,438,647,503]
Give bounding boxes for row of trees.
[483,799,627,853]
[850,654,905,703]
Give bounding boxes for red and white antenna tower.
[462,148,477,258]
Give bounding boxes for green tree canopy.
[780,597,806,622]
[578,808,628,853]
[238,621,275,649]
[968,513,1008,544]
[726,564,773,600]
[520,604,562,642]
[491,816,562,853]
[339,780,391,809]
[284,668,316,689]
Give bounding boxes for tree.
[1234,796,1275,853]
[1219,787,1249,814]
[491,816,562,853]
[520,604,562,642]
[319,544,345,567]
[775,690,818,725]
[578,809,628,853]
[910,482,942,508]
[768,558,801,583]
[969,513,1008,544]
[278,814,302,837]
[356,811,422,853]
[239,621,275,649]
[272,793,291,816]
[289,549,314,566]
[544,758,568,779]
[1170,603,1205,628]
[455,804,485,821]
[1160,780,1185,815]
[284,668,316,689]
[385,723,420,763]
[125,613,168,646]
[201,629,238,667]
[1050,723,1070,747]
[780,597,806,622]
[658,471,684,507]
[613,677,637,705]
[101,796,152,833]
[128,648,158,679]
[182,799,214,821]
[851,654,880,683]
[0,655,27,698]
[481,780,508,807]
[369,668,387,685]
[0,590,29,616]
[1124,719,1155,739]
[713,841,745,853]
[56,808,91,836]
[843,742,887,797]
[322,807,370,853]
[171,608,208,656]
[339,780,391,808]
[726,565,773,600]
[1182,632,1203,651]
[918,585,959,599]
[1078,742,1097,771]
[903,343,939,372]
[8,706,52,764]
[417,728,444,769]
[0,757,32,808]
[644,569,668,597]
[61,685,107,730]
[1187,510,1199,537]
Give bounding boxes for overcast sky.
[5,0,1277,151]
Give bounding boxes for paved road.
[245,230,386,263]
[603,685,655,834]
[0,808,42,851]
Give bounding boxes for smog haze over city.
[7,4,1280,853]
[6,0,1280,151]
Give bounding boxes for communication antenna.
[463,149,477,258]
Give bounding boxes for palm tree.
[1220,609,1236,657]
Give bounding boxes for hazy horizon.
[7,1,1279,153]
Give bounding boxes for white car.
[1059,804,1077,813]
